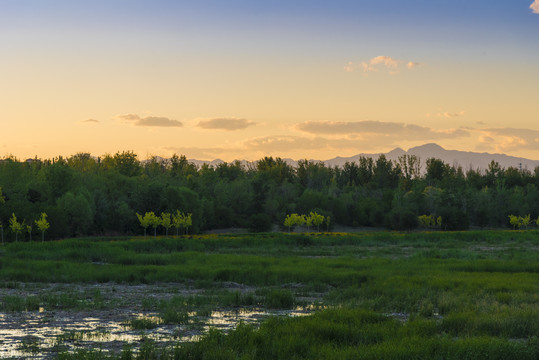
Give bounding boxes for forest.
[1,151,539,240]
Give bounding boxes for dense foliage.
[1,152,539,238]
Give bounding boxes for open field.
[0,230,538,359]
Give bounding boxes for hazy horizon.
[2,1,539,162]
[3,143,539,166]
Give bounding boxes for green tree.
[388,207,418,231]
[161,212,172,236]
[296,214,306,230]
[509,214,531,230]
[9,213,24,242]
[172,210,184,236]
[418,214,434,228]
[521,214,531,229]
[113,150,142,177]
[283,214,296,233]
[309,211,325,232]
[56,191,94,237]
[325,216,331,232]
[137,212,154,237]
[398,154,421,181]
[26,224,32,242]
[149,212,161,238]
[305,213,313,231]
[425,158,450,183]
[184,213,193,235]
[508,214,520,230]
[35,213,50,242]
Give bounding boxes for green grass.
[0,230,537,358]
[0,288,109,312]
[56,309,539,360]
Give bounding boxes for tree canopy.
[0,153,538,239]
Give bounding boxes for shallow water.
[0,307,311,359]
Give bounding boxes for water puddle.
[0,307,312,359]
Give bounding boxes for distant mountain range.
[322,143,539,171]
[186,143,539,172]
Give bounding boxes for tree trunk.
[42,231,44,242]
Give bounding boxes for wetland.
[0,231,538,359]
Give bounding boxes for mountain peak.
[386,147,406,156]
[408,143,445,153]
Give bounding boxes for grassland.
[0,230,538,359]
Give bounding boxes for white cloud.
[117,114,183,127]
[474,127,539,152]
[437,111,465,118]
[345,56,420,75]
[197,118,255,131]
[344,61,355,72]
[531,1,539,14]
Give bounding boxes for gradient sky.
[2,0,538,161]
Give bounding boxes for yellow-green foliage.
[9,213,24,242]
[35,213,50,242]
[136,212,159,237]
[418,214,441,229]
[508,214,531,229]
[284,212,325,232]
[172,211,192,235]
[310,212,325,232]
[161,212,172,235]
[136,211,192,236]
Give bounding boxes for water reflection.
[0,307,312,359]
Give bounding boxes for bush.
[248,213,273,233]
[388,208,418,230]
[439,206,470,231]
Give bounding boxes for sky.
[1,0,539,161]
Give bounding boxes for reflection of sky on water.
[0,308,312,359]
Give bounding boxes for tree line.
[1,151,539,240]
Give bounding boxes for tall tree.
[172,210,184,236]
[149,212,161,238]
[161,212,172,236]
[184,213,193,235]
[35,213,50,242]
[136,212,155,238]
[9,213,24,242]
[113,151,142,177]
